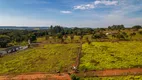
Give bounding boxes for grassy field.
[79,41,142,70]
[81,75,142,80]
[0,43,79,75]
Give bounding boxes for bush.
[92,33,107,39]
[139,31,142,35]
[115,32,128,40]
[71,74,80,80]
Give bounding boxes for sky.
[0,0,142,27]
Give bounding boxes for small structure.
[106,32,119,36]
[5,46,21,53]
[0,46,22,57]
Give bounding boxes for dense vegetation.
[80,42,142,70]
[0,29,47,47]
[0,25,142,48]
[0,25,142,79]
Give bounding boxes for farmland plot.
[80,41,142,70]
[0,44,79,74]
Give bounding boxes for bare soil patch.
[76,68,142,77]
[0,73,71,80]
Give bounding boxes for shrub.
[71,74,80,80]
[139,31,142,35]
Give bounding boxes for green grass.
[37,36,46,42]
[80,41,142,70]
[81,75,142,80]
[0,43,79,75]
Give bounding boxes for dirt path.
[75,68,142,77]
[0,73,71,80]
[0,68,142,80]
[75,42,82,70]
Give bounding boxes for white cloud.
[60,11,72,14]
[94,1,118,5]
[74,4,95,10]
[74,0,118,10]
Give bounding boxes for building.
[0,46,22,57]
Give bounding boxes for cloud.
[94,1,118,5]
[65,0,142,27]
[60,11,72,14]
[74,4,95,10]
[74,0,118,10]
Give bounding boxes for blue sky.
[0,0,142,27]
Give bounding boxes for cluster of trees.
[0,30,47,48]
[108,25,125,30]
[46,26,94,43]
[92,32,107,39]
[0,35,10,48]
[0,25,142,47]
[132,25,142,30]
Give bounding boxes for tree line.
[0,25,142,48]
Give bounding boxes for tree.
[57,33,64,43]
[70,34,74,43]
[116,34,125,40]
[138,31,142,35]
[49,25,53,35]
[45,32,49,40]
[108,25,125,30]
[30,34,37,42]
[86,37,91,44]
[132,25,142,30]
[53,25,64,34]
[85,28,93,34]
[122,32,128,38]
[52,35,57,43]
[92,32,107,39]
[129,32,136,39]
[79,35,84,41]
[116,32,128,40]
[0,35,10,48]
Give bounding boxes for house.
[0,46,29,57]
[0,46,22,57]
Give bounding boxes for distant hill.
[0,26,49,30]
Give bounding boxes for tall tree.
[57,33,64,43]
[0,35,10,48]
